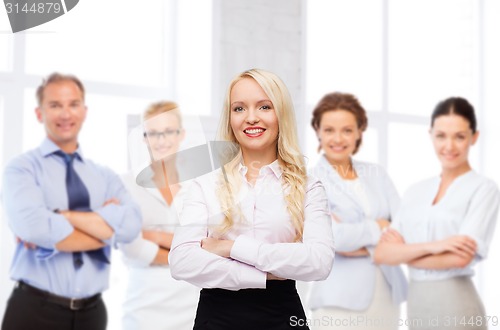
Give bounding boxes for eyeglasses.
[143,129,181,140]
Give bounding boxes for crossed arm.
[199,238,286,280]
[8,159,142,253]
[142,230,174,265]
[55,229,106,252]
[191,214,385,263]
[18,211,110,252]
[54,198,118,252]
[373,228,477,269]
[169,179,334,289]
[17,198,119,252]
[332,213,390,258]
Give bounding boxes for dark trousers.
[1,284,107,330]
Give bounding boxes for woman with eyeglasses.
[119,101,199,330]
[374,97,500,330]
[169,68,334,330]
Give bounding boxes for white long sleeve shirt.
[169,160,335,290]
[392,170,500,281]
[118,172,199,330]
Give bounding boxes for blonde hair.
[143,101,182,127]
[215,69,307,242]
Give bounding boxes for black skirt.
[194,280,310,330]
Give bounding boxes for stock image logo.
[4,0,79,33]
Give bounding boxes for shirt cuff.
[102,235,115,247]
[95,204,123,230]
[366,246,375,261]
[238,265,267,289]
[230,235,262,266]
[141,240,160,266]
[473,237,486,260]
[366,220,382,245]
[123,239,160,267]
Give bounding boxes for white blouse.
[169,160,335,290]
[119,172,200,330]
[344,178,372,219]
[119,172,185,266]
[392,170,500,281]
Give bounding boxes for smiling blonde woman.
[169,69,335,330]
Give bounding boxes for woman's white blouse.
[344,178,372,219]
[119,172,200,330]
[392,170,500,281]
[169,160,335,291]
[119,172,185,266]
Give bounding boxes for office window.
[355,128,379,164]
[23,0,213,116]
[387,123,437,193]
[0,36,12,72]
[25,1,169,87]
[388,0,478,116]
[22,89,44,152]
[308,0,482,180]
[307,0,384,112]
[80,94,152,174]
[176,0,213,115]
[0,8,12,72]
[0,35,12,72]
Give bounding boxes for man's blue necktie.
[54,151,109,269]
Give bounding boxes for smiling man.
[1,73,141,330]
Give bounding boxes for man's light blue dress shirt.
[1,138,141,298]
